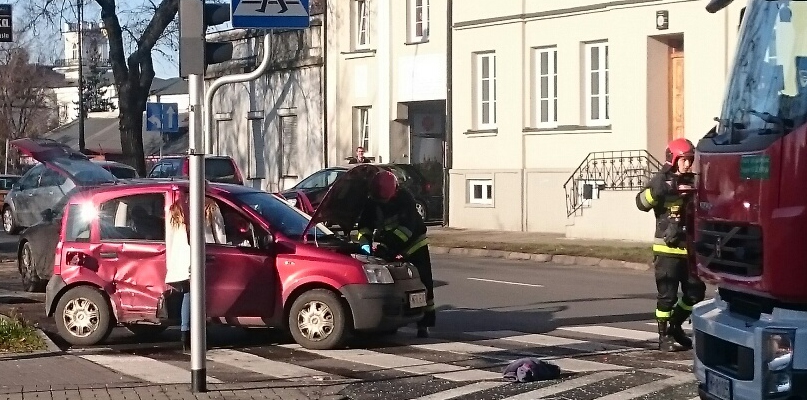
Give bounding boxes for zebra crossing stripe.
[279,344,501,381]
[594,368,693,399]
[467,330,632,352]
[206,349,351,382]
[79,354,223,384]
[410,381,507,400]
[559,326,659,341]
[500,370,625,399]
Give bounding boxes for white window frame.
[475,52,497,129]
[355,107,371,153]
[355,0,371,49]
[534,46,558,128]
[408,0,429,42]
[584,41,609,126]
[468,179,493,205]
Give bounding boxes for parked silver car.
[3,139,118,234]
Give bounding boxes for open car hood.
[302,164,381,242]
[11,138,118,185]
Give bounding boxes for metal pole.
[205,33,272,154]
[188,72,207,393]
[4,139,8,174]
[442,0,453,226]
[77,0,85,153]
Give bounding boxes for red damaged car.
[16,141,428,350]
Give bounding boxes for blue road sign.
[231,0,310,29]
[145,102,180,133]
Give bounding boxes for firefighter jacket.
[636,169,690,258]
[357,188,428,259]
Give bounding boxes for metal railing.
[563,150,662,217]
[53,58,111,68]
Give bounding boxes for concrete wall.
[448,0,746,239]
[565,191,656,242]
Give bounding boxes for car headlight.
[763,328,795,397]
[363,264,394,284]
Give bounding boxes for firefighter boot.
[667,306,693,349]
[657,320,675,352]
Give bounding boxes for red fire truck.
[692,1,807,399]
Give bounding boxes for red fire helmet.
[665,138,695,166]
[370,170,398,202]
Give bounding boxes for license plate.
[706,370,732,400]
[408,291,427,308]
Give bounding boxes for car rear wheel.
[124,324,168,338]
[3,206,20,235]
[55,286,114,346]
[288,289,349,350]
[19,242,45,292]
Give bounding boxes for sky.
[19,0,183,78]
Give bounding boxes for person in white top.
[165,197,192,349]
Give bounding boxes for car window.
[297,171,326,189]
[387,167,408,183]
[206,159,238,183]
[235,191,332,240]
[109,166,137,179]
[50,158,117,185]
[39,168,67,188]
[0,177,19,190]
[97,193,166,241]
[18,164,44,190]
[208,197,263,248]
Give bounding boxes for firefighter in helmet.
[636,138,706,352]
[357,170,436,338]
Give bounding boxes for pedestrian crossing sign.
[231,0,310,29]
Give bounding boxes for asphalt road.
[0,253,707,399]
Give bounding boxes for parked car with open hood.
[3,139,118,234]
[44,162,428,350]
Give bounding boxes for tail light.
[53,241,63,274]
[232,161,244,185]
[181,159,189,176]
[424,183,432,194]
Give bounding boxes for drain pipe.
[322,10,329,167]
[442,0,453,226]
[205,32,273,154]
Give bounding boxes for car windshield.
[52,158,117,184]
[710,1,807,148]
[235,191,334,240]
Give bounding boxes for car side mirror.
[41,208,54,222]
[258,232,275,250]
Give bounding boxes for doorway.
[668,39,684,142]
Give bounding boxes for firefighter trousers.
[406,246,435,328]
[654,255,706,324]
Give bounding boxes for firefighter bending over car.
[636,138,706,352]
[357,170,436,338]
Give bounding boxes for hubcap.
[416,203,425,219]
[21,245,32,282]
[3,210,11,232]
[297,300,334,342]
[63,297,101,338]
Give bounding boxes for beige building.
[448,0,747,242]
[325,0,447,205]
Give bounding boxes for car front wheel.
[3,206,20,234]
[55,286,114,346]
[19,242,45,292]
[288,289,349,350]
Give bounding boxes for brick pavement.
[0,354,348,400]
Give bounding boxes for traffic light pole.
[188,72,207,393]
[204,32,273,154]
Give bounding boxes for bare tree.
[20,0,180,175]
[0,37,61,171]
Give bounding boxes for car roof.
[157,155,234,160]
[92,160,135,169]
[69,179,263,202]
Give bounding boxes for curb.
[430,246,650,272]
[0,313,63,358]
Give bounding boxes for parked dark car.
[0,174,21,203]
[3,139,118,234]
[146,155,244,185]
[92,160,139,179]
[280,164,442,222]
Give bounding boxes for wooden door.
[669,48,685,141]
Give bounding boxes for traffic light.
[179,0,234,77]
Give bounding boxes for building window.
[408,0,429,42]
[468,179,493,205]
[534,46,558,127]
[475,52,497,129]
[584,41,609,126]
[354,107,371,152]
[247,119,265,179]
[280,115,299,178]
[355,0,371,49]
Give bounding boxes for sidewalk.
[0,354,347,400]
[426,226,653,271]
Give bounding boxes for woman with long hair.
[165,197,192,349]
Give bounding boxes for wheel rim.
[21,245,33,284]
[416,203,425,219]
[62,297,101,338]
[296,300,335,342]
[3,209,11,232]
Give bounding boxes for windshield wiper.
[745,109,793,134]
[709,117,745,144]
